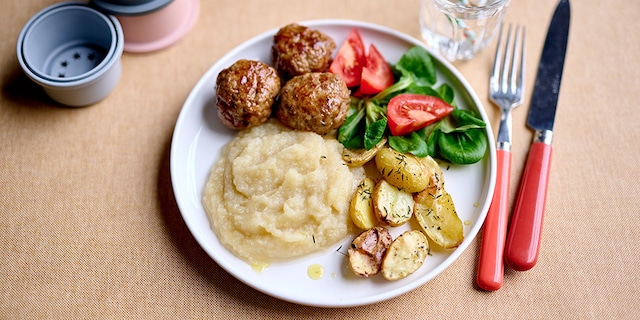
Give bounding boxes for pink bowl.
[116,0,199,53]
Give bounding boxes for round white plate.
[170,19,496,307]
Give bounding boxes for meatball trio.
[214,23,349,135]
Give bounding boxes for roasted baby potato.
[381,230,430,281]
[348,227,393,277]
[375,147,429,193]
[342,138,387,167]
[413,189,464,249]
[373,179,414,227]
[349,177,377,230]
[419,155,445,198]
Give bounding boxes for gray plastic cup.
[90,0,173,15]
[17,2,124,107]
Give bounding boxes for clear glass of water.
[420,0,510,61]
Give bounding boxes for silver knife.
[504,0,570,271]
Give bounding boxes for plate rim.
[170,18,496,307]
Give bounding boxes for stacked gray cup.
[16,2,125,107]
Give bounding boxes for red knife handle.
[505,141,552,271]
[477,149,511,290]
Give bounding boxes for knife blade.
[504,0,570,271]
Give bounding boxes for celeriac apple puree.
[203,119,365,265]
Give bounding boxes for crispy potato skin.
[348,227,393,277]
[375,147,430,193]
[382,230,429,281]
[372,179,414,227]
[419,155,445,197]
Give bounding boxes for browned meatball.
[215,59,280,130]
[272,23,336,79]
[277,72,350,135]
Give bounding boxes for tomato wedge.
[329,28,366,87]
[387,93,454,136]
[359,44,394,95]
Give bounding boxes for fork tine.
[501,24,513,94]
[509,26,520,94]
[516,26,526,102]
[490,23,504,93]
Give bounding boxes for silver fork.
[477,23,525,291]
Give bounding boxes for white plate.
[170,19,496,307]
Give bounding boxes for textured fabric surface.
[1,0,639,318]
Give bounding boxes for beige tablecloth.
[2,0,639,318]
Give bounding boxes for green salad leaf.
[429,109,488,164]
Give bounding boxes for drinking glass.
[420,0,510,61]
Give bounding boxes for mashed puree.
[203,120,364,264]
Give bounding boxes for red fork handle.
[505,141,552,271]
[477,149,511,291]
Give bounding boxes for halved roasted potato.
[373,179,414,227]
[375,147,429,193]
[413,189,464,249]
[381,230,429,281]
[342,138,387,167]
[349,177,377,230]
[348,227,393,277]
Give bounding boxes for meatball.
[277,72,350,135]
[215,59,280,130]
[272,23,336,79]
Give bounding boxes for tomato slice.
[329,28,366,87]
[359,43,394,95]
[387,93,454,136]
